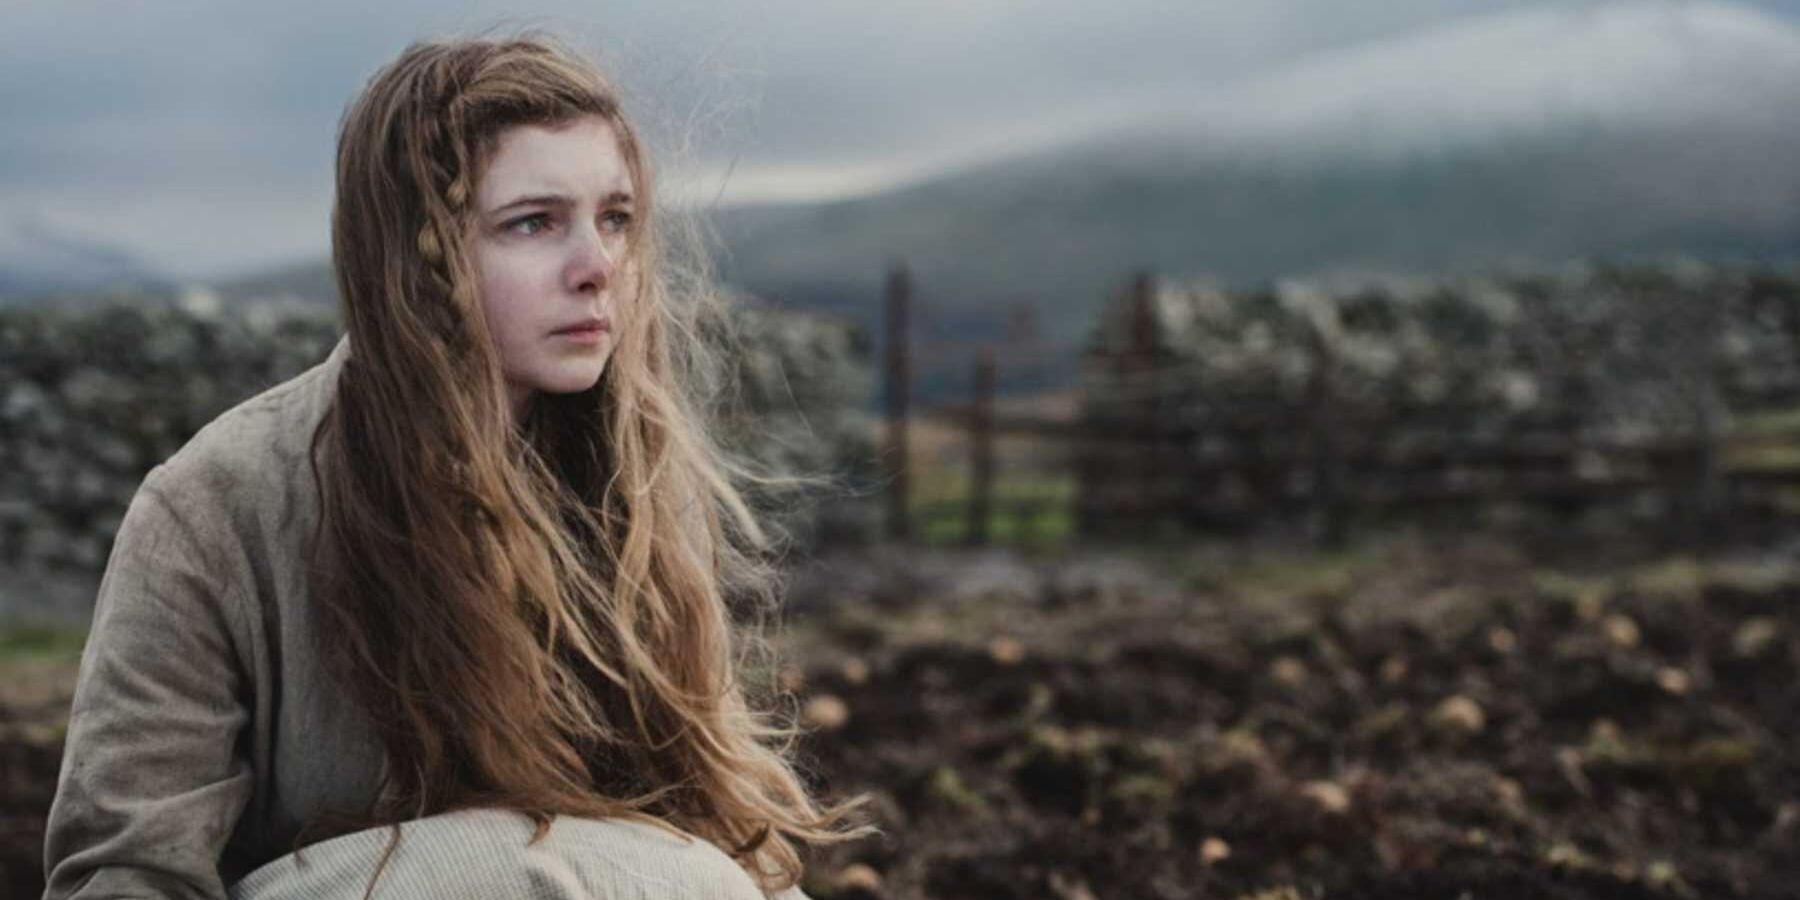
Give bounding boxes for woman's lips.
[552,318,611,342]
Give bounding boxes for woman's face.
[470,114,636,420]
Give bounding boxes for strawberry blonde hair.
[308,33,865,891]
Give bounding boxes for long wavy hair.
[306,33,864,891]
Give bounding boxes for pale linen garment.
[228,811,789,900]
[43,337,805,899]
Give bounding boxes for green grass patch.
[1731,406,1800,439]
[1167,533,1402,602]
[1724,440,1800,472]
[0,625,88,661]
[1628,556,1709,601]
[1720,408,1800,471]
[911,470,1078,548]
[1531,554,1798,608]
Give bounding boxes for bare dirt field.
[4,534,1797,899]
[777,536,1800,899]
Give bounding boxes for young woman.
[43,34,862,900]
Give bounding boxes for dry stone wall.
[0,294,875,622]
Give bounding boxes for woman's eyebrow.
[489,190,633,214]
[490,193,571,214]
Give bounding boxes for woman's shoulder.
[142,336,350,526]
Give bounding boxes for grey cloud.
[5,0,1800,276]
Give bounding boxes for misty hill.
[711,2,1800,351]
[712,124,1800,349]
[212,259,339,308]
[0,216,171,305]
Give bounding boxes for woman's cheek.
[613,262,641,329]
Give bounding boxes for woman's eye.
[506,213,552,236]
[600,209,634,234]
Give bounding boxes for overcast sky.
[4,0,1799,279]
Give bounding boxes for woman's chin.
[538,362,609,396]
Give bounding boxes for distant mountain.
[212,260,338,308]
[711,1,1800,352]
[0,216,172,305]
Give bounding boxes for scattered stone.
[2,382,51,422]
[1588,718,1623,747]
[1656,666,1691,695]
[1047,872,1098,900]
[1300,780,1351,816]
[1486,626,1518,654]
[58,368,126,412]
[1575,586,1609,622]
[1269,655,1308,687]
[1431,695,1486,736]
[1602,613,1641,649]
[836,863,882,893]
[1492,776,1524,808]
[1775,801,1800,833]
[988,635,1025,666]
[1215,729,1271,770]
[802,694,849,731]
[1544,841,1598,871]
[1732,617,1782,660]
[1200,837,1231,866]
[1645,860,1697,899]
[1558,746,1594,797]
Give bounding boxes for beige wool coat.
[43,337,805,900]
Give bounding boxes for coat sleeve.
[43,471,255,900]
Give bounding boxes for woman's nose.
[565,224,617,294]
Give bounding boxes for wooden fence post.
[1686,299,1728,548]
[1306,325,1347,548]
[967,347,996,546]
[884,263,912,541]
[1124,272,1163,530]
